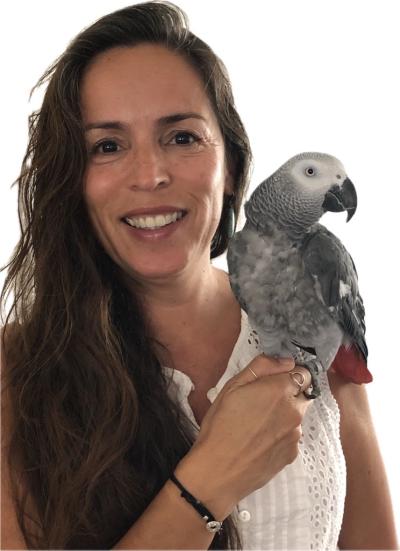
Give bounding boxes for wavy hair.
[1,2,252,548]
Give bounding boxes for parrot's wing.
[301,225,368,361]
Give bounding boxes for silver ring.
[289,371,306,396]
[248,366,258,380]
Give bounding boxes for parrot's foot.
[293,349,323,399]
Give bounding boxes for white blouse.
[162,309,346,550]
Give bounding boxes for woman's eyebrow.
[84,121,128,132]
[158,112,207,125]
[84,112,207,132]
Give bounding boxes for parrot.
[227,152,372,398]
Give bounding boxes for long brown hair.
[1,2,252,548]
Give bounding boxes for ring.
[248,366,258,380]
[289,371,306,396]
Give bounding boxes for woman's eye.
[91,140,121,155]
[169,132,200,145]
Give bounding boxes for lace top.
[162,309,346,550]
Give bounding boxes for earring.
[226,201,236,240]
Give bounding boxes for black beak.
[322,178,357,222]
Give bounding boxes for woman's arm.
[112,462,231,549]
[327,368,399,549]
[3,351,305,550]
[1,332,235,551]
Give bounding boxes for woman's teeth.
[124,210,185,229]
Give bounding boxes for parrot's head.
[244,152,357,238]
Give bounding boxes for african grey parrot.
[227,152,372,398]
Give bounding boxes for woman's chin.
[121,255,191,283]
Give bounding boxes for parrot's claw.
[293,348,323,399]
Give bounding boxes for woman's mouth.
[123,210,186,229]
[121,210,188,240]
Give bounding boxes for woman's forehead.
[80,44,216,126]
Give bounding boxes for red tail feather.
[330,344,373,384]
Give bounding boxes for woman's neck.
[142,265,232,346]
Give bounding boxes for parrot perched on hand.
[227,152,372,398]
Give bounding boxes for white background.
[1,0,399,537]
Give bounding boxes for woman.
[1,2,397,549]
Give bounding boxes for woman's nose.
[127,144,170,191]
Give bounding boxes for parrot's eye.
[305,167,315,176]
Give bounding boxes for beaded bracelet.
[170,473,223,534]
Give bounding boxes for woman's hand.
[176,355,313,518]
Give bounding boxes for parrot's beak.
[322,178,357,222]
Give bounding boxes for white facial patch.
[289,156,346,195]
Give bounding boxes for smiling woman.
[1,3,252,549]
[81,44,232,282]
[1,2,398,551]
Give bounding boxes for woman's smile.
[121,208,189,241]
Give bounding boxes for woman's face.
[81,44,232,283]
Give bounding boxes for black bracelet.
[170,473,223,534]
